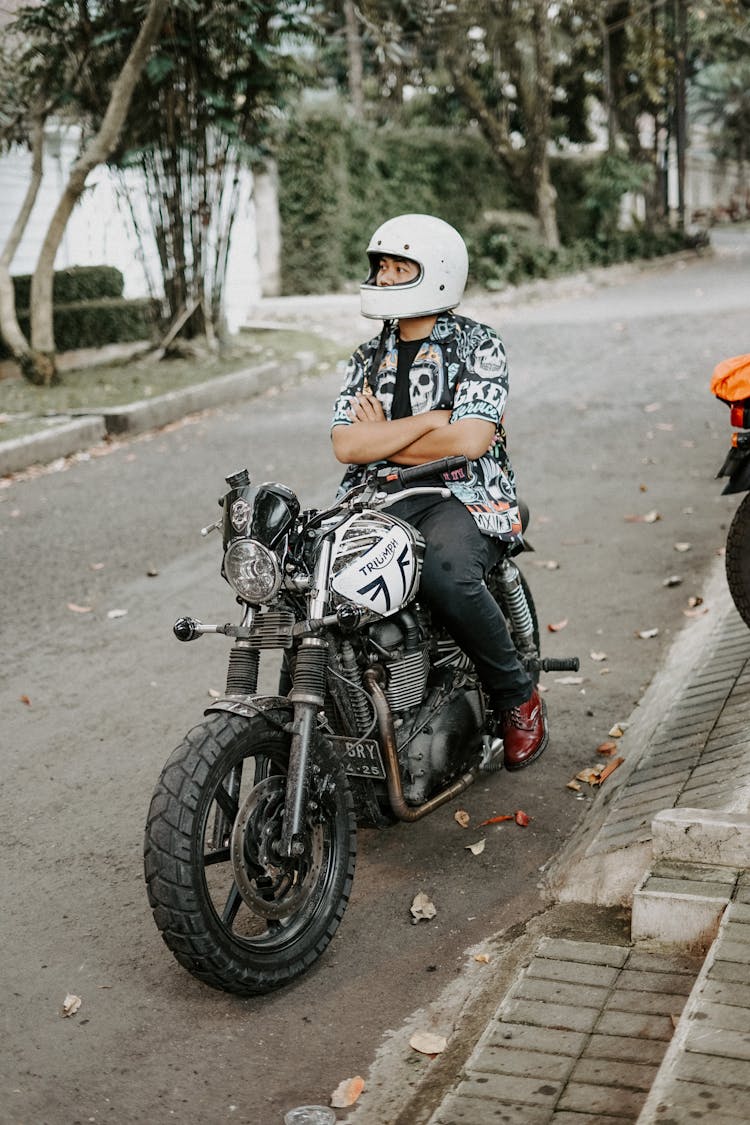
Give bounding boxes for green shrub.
[0,297,155,359]
[277,110,696,295]
[468,214,692,290]
[11,265,125,310]
[277,109,518,294]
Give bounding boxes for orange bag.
[710,354,750,402]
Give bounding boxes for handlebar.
[381,455,469,488]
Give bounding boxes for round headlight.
[224,540,281,604]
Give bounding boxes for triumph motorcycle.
[144,456,579,996]
[712,353,750,629]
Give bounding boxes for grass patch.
[0,329,340,440]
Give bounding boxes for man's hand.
[350,393,387,423]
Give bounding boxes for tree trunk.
[0,112,50,383]
[28,0,169,384]
[529,0,559,248]
[343,0,364,120]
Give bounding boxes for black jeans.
[389,492,533,708]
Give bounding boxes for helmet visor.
[364,252,423,289]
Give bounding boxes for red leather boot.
[501,689,549,771]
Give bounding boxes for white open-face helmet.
[360,213,469,320]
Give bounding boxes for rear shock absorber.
[494,557,535,654]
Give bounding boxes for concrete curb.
[0,415,106,477]
[0,353,316,477]
[543,554,734,908]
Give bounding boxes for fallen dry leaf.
[636,628,659,639]
[547,618,568,632]
[594,757,625,785]
[674,542,692,552]
[479,815,514,826]
[687,596,703,608]
[624,510,661,523]
[89,562,105,571]
[515,810,531,826]
[644,402,662,413]
[609,723,625,737]
[410,892,437,924]
[474,953,491,964]
[566,780,582,791]
[454,809,470,829]
[330,1076,365,1108]
[67,602,92,614]
[465,838,486,856]
[554,675,584,685]
[107,608,128,619]
[19,694,31,706]
[683,606,709,618]
[207,688,222,699]
[409,1031,448,1056]
[61,994,82,1017]
[590,651,607,662]
[596,741,618,757]
[576,767,602,785]
[663,575,683,587]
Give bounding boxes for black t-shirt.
[391,336,427,419]
[389,335,443,489]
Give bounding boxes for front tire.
[726,492,750,629]
[144,710,356,996]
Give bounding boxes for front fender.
[204,694,294,726]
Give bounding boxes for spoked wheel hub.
[230,774,323,920]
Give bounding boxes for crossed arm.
[331,392,495,467]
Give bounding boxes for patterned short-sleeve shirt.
[331,312,522,542]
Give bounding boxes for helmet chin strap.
[366,319,396,395]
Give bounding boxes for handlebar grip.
[397,456,469,486]
[540,658,580,673]
[522,656,580,674]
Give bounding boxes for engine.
[364,608,484,804]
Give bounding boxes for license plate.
[329,736,387,780]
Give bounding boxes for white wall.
[0,121,269,332]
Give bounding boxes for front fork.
[279,536,333,859]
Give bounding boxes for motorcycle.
[712,353,750,628]
[144,456,579,996]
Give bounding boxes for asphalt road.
[1,229,748,1125]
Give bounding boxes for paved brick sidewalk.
[429,938,701,1125]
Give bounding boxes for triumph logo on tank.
[332,524,415,616]
[357,535,399,576]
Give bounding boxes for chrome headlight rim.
[223,538,282,604]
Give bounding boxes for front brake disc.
[230,775,323,920]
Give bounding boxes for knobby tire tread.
[726,492,750,630]
[144,711,356,996]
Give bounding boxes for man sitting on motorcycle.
[330,213,547,770]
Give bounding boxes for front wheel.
[726,492,750,629]
[144,710,357,996]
